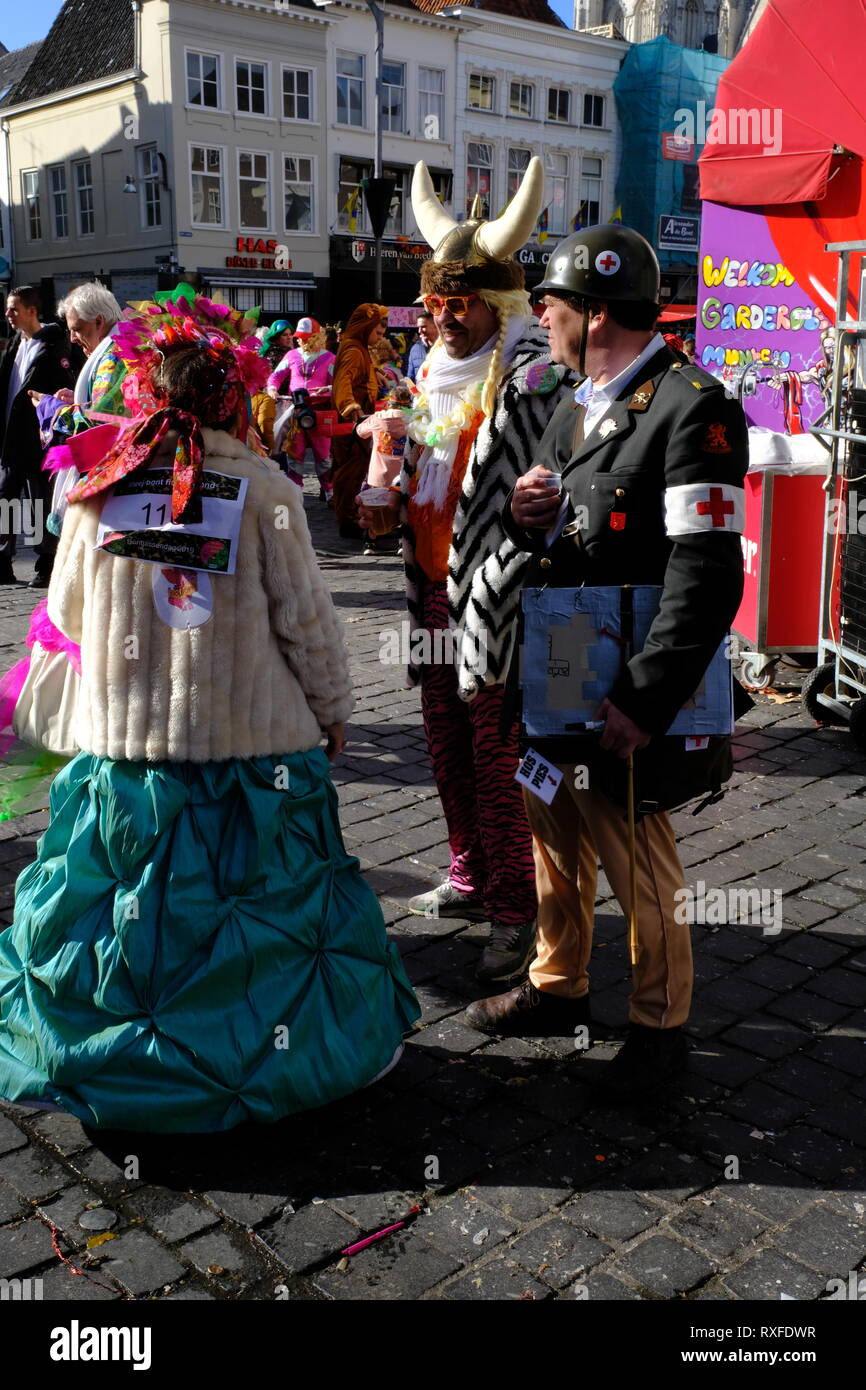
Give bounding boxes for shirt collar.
[573,332,666,405]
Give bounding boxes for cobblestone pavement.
[0,486,864,1305]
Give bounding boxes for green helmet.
[535,225,660,305]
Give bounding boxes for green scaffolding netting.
[613,35,729,268]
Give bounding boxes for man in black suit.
[466,225,748,1096]
[0,285,75,585]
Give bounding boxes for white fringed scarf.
[413,315,527,509]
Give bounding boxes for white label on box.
[96,469,248,575]
[515,746,564,805]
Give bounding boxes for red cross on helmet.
[534,224,661,306]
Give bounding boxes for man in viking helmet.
[361,158,571,985]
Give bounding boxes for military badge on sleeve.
[703,423,733,453]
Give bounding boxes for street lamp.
[361,0,397,302]
[312,0,394,301]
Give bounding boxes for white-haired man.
[56,282,124,408]
[31,283,127,545]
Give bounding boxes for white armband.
[664,482,745,536]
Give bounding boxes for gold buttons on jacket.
[615,488,625,498]
[540,557,551,569]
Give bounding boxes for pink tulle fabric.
[26,599,82,675]
[0,658,30,754]
[0,600,81,754]
[43,421,129,475]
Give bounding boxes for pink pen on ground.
[340,1204,422,1256]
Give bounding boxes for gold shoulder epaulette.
[671,364,714,391]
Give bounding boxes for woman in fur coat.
[330,302,388,536]
[0,312,418,1133]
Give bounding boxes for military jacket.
[503,346,748,738]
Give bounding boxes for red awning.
[657,304,696,322]
[699,0,866,206]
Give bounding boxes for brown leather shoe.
[466,978,590,1037]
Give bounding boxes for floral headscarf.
[68,289,269,524]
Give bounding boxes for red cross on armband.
[695,487,736,528]
[663,482,744,537]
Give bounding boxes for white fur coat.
[49,429,353,762]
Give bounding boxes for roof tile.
[411,0,566,25]
[6,0,135,105]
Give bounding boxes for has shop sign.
[226,238,292,270]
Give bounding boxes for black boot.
[595,1023,689,1096]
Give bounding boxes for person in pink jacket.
[268,317,335,502]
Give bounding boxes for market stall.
[697,0,866,692]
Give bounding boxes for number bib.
[95,469,248,575]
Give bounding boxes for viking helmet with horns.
[412,157,545,295]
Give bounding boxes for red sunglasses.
[422,293,479,316]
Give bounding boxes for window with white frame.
[49,166,68,239]
[238,151,270,229]
[429,169,451,209]
[466,142,493,217]
[337,158,405,236]
[187,50,221,108]
[507,147,531,201]
[545,151,568,236]
[580,155,602,224]
[468,73,495,111]
[547,87,570,123]
[418,67,444,142]
[582,94,605,127]
[284,155,314,232]
[336,53,364,127]
[381,61,405,133]
[236,59,268,115]
[385,169,406,236]
[338,158,369,234]
[282,66,313,121]
[215,285,307,315]
[74,160,94,236]
[190,145,224,225]
[137,145,162,228]
[509,82,533,119]
[22,170,41,239]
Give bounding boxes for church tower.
[576,0,752,52]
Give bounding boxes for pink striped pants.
[419,580,536,926]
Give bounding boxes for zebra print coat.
[399,318,572,698]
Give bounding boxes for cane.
[619,585,639,968]
[626,752,639,966]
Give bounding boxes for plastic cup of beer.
[545,471,563,494]
[363,487,396,535]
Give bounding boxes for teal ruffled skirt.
[0,748,419,1132]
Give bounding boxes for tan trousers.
[522,767,692,1029]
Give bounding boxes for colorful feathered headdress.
[69,286,270,524]
[113,285,270,418]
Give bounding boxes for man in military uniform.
[466,225,748,1095]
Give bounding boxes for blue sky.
[3,0,574,52]
[1,1,62,51]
